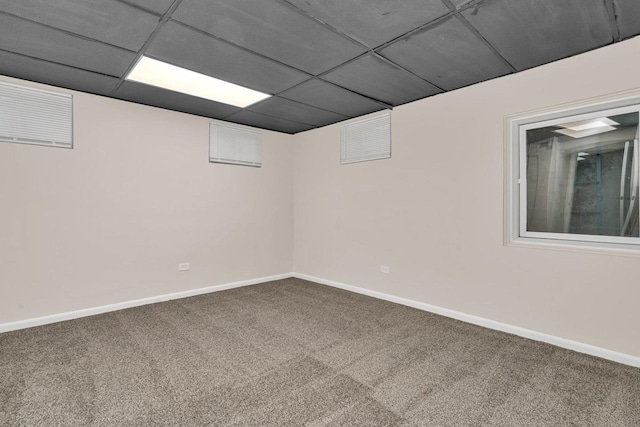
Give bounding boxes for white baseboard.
[3,271,638,368]
[292,273,640,368]
[0,273,294,334]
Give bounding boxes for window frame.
[506,94,640,254]
[209,122,262,168]
[340,112,391,165]
[0,80,73,149]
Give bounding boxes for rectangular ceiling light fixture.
[560,117,619,131]
[553,117,620,138]
[125,56,271,108]
[553,125,617,139]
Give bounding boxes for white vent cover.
[0,81,73,148]
[210,122,262,167]
[341,112,391,164]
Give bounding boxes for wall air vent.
[341,112,391,164]
[0,81,72,149]
[210,122,262,167]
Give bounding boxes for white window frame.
[209,122,262,168]
[340,112,391,164]
[506,94,640,254]
[0,80,73,149]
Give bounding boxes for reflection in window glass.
[525,111,639,238]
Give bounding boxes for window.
[0,81,73,149]
[507,96,640,252]
[210,122,261,167]
[341,112,391,164]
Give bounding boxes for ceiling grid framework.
[0,0,637,134]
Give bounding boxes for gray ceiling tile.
[0,14,136,76]
[0,50,119,95]
[172,0,366,75]
[286,0,451,48]
[225,110,315,134]
[450,0,474,7]
[123,0,174,15]
[379,17,512,91]
[0,0,632,133]
[114,81,240,119]
[462,0,613,71]
[322,54,441,106]
[279,79,384,117]
[247,96,347,127]
[0,0,159,51]
[146,21,310,94]
[613,0,640,39]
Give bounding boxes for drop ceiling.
[0,0,638,134]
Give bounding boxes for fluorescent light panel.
[125,56,270,108]
[554,125,616,139]
[560,117,619,131]
[553,117,620,139]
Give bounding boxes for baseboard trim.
[3,272,638,367]
[0,273,294,334]
[292,273,640,368]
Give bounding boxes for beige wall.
[0,76,293,324]
[3,37,640,358]
[293,37,640,358]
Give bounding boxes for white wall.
[0,76,293,324]
[3,37,640,360]
[293,36,640,358]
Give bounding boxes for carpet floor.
[1,278,639,426]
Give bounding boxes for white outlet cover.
[380,265,390,274]
[178,263,190,272]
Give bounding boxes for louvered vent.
[210,123,262,167]
[341,112,391,164]
[0,81,72,149]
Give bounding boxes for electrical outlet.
[178,262,190,272]
[380,265,390,274]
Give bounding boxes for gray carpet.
[1,278,639,426]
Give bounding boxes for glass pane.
[525,111,639,238]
